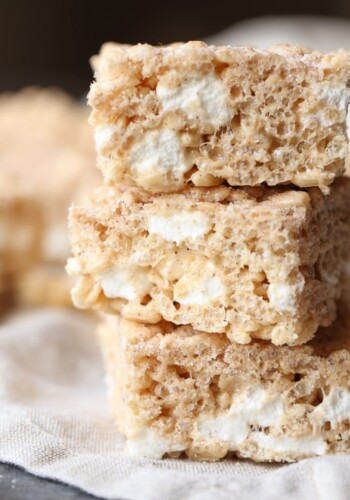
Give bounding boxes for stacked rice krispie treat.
[68,42,350,461]
[0,88,98,308]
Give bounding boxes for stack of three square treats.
[67,42,350,462]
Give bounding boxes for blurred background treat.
[0,172,43,311]
[0,0,349,313]
[0,88,98,309]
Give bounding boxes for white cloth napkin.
[0,309,350,500]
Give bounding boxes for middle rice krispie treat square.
[68,178,350,346]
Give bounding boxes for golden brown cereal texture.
[98,307,350,462]
[68,179,350,345]
[89,42,350,192]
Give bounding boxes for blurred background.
[1,0,350,97]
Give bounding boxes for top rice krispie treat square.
[89,42,350,192]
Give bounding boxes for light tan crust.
[89,42,350,192]
[98,307,350,462]
[68,179,350,346]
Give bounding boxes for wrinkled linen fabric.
[0,309,349,500]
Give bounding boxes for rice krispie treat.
[98,308,350,462]
[0,174,42,303]
[68,178,350,346]
[89,42,350,193]
[16,266,73,308]
[0,88,98,307]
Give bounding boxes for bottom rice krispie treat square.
[98,309,350,462]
